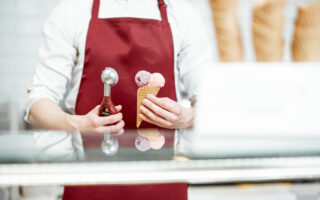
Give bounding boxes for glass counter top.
[0,129,176,163]
[1,129,320,186]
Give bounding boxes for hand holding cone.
[135,71,165,128]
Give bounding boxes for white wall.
[0,0,316,130]
[0,0,61,130]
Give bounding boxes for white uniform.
[25,0,214,121]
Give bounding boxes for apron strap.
[91,0,100,19]
[158,0,169,23]
[92,0,169,23]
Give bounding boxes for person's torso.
[75,0,176,129]
[63,0,190,114]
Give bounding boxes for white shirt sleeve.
[25,0,77,123]
[176,1,215,102]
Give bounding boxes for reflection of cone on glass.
[292,2,320,62]
[209,0,243,62]
[135,128,165,151]
[148,135,165,150]
[252,0,286,62]
[137,128,160,138]
[135,136,151,152]
[135,71,165,128]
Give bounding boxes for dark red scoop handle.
[99,96,118,116]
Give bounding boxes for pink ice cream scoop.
[148,73,165,87]
[135,136,151,152]
[135,70,151,87]
[148,135,165,150]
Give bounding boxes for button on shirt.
[25,0,214,122]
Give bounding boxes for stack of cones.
[252,0,286,62]
[292,2,320,62]
[209,0,243,62]
[136,86,160,128]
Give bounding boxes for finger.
[94,112,123,126]
[140,105,172,127]
[140,114,173,129]
[107,105,122,112]
[139,114,163,128]
[143,99,178,122]
[95,120,125,134]
[104,105,122,113]
[147,95,181,115]
[113,129,125,136]
[115,105,122,112]
[90,105,101,115]
[95,121,124,134]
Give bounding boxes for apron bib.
[75,0,177,128]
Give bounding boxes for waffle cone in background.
[209,0,243,62]
[252,0,286,62]
[254,37,284,61]
[292,2,320,62]
[253,22,284,61]
[136,86,160,128]
[137,128,160,138]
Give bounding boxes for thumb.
[89,105,100,115]
[115,105,122,112]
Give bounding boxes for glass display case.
[1,129,320,187]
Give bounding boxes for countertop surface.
[1,130,320,186]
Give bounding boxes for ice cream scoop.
[135,136,151,152]
[148,73,165,87]
[99,67,118,116]
[148,135,165,150]
[135,70,151,87]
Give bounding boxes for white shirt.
[25,0,214,122]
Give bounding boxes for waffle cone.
[291,2,320,61]
[254,37,284,61]
[136,85,160,128]
[292,37,320,61]
[252,0,286,62]
[209,0,243,62]
[299,1,320,14]
[295,4,320,27]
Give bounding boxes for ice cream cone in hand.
[136,86,160,127]
[135,71,165,128]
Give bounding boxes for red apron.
[63,0,187,199]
